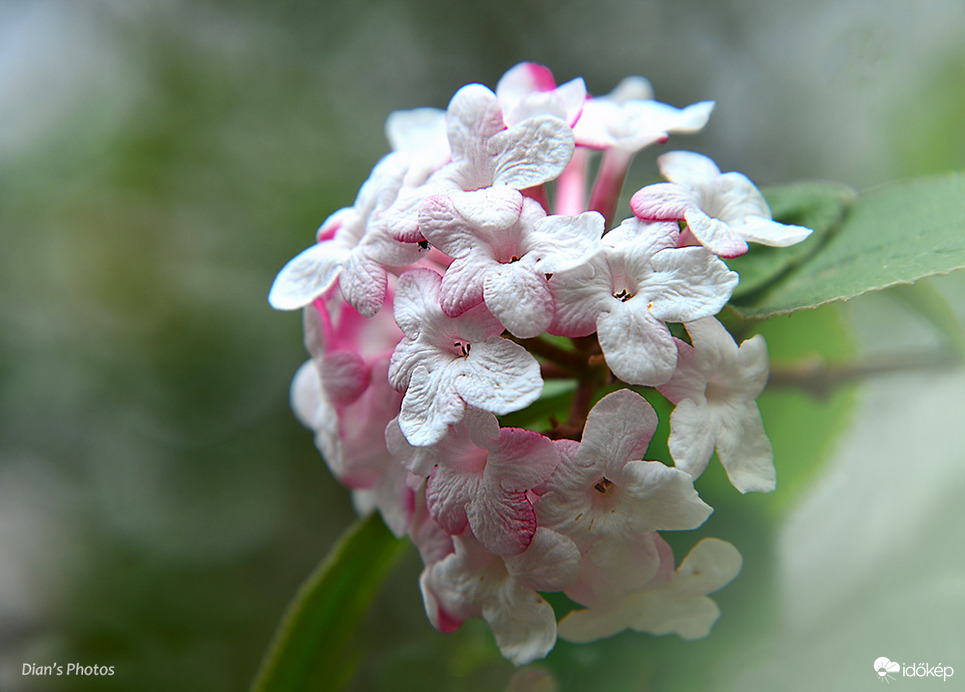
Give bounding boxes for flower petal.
[268,242,347,310]
[455,339,542,415]
[490,116,575,189]
[596,302,677,385]
[483,260,555,338]
[715,402,776,493]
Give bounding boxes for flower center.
[452,339,472,358]
[612,289,633,302]
[593,477,614,494]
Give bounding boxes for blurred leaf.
[731,172,965,317]
[886,279,965,361]
[251,513,406,692]
[728,181,855,298]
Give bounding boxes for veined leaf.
[731,171,965,318]
[251,513,407,692]
[728,180,855,298]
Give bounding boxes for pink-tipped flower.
[495,62,586,127]
[420,529,580,666]
[387,408,559,556]
[631,151,812,258]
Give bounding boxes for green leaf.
[250,513,407,692]
[731,171,965,318]
[728,180,855,298]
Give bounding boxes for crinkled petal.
[483,260,554,338]
[455,339,542,415]
[617,460,713,531]
[268,242,347,310]
[579,389,657,470]
[547,252,611,337]
[446,84,506,167]
[398,365,465,446]
[339,251,388,318]
[490,116,575,189]
[393,268,443,339]
[715,402,776,493]
[643,246,738,322]
[467,490,537,556]
[439,254,489,317]
[596,302,677,385]
[425,464,474,535]
[529,211,605,274]
[420,187,523,258]
[388,337,447,391]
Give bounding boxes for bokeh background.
[2,1,964,690]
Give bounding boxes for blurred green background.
[2,1,964,690]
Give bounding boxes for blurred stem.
[768,351,961,398]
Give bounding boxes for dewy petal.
[490,115,575,189]
[268,241,347,310]
[483,260,554,339]
[714,402,776,493]
[596,302,677,386]
[398,365,465,447]
[667,399,717,481]
[455,338,542,415]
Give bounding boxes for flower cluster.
[271,63,811,666]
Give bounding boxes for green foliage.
[250,514,407,692]
[731,172,965,317]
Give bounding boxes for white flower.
[549,217,738,385]
[658,316,776,493]
[388,269,542,446]
[495,62,586,127]
[631,151,812,258]
[558,538,743,642]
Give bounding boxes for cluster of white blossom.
[270,63,811,666]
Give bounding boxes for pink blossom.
[386,408,559,556]
[420,529,580,666]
